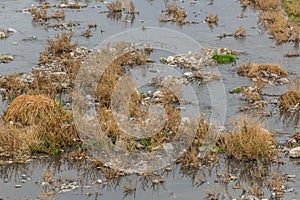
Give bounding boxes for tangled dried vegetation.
[0,32,84,158]
[92,44,183,153]
[219,115,278,162]
[0,95,78,157]
[31,4,65,24]
[240,0,300,45]
[283,0,300,24]
[278,79,300,116]
[238,62,289,85]
[160,2,198,25]
[205,12,218,24]
[217,26,247,39]
[0,32,85,100]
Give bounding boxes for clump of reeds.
[2,94,78,154]
[266,172,286,197]
[220,115,278,162]
[240,0,281,11]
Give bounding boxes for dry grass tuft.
[46,32,77,59]
[0,73,27,100]
[284,0,300,24]
[160,2,187,25]
[268,11,291,43]
[238,62,288,81]
[177,115,221,168]
[4,95,63,125]
[0,126,40,158]
[233,26,246,38]
[2,95,78,155]
[31,7,49,21]
[240,0,299,45]
[31,6,65,23]
[205,12,218,24]
[278,79,300,114]
[106,0,122,12]
[220,115,278,161]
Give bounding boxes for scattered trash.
[284,52,300,57]
[160,48,243,69]
[0,55,14,63]
[289,146,300,158]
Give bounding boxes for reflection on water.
[0,153,294,200]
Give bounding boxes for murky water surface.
[1,0,300,199]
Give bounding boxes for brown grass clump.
[0,126,40,158]
[177,115,221,168]
[240,0,281,11]
[284,0,300,24]
[107,0,122,12]
[268,12,291,43]
[278,79,300,121]
[205,12,218,24]
[31,7,49,21]
[217,26,246,39]
[0,73,27,100]
[220,116,277,161]
[4,95,62,125]
[129,0,135,14]
[31,6,65,23]
[285,0,300,16]
[2,95,78,154]
[279,90,300,113]
[95,51,183,151]
[233,26,246,38]
[27,71,63,99]
[46,32,77,59]
[160,2,187,25]
[238,62,288,79]
[240,0,299,45]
